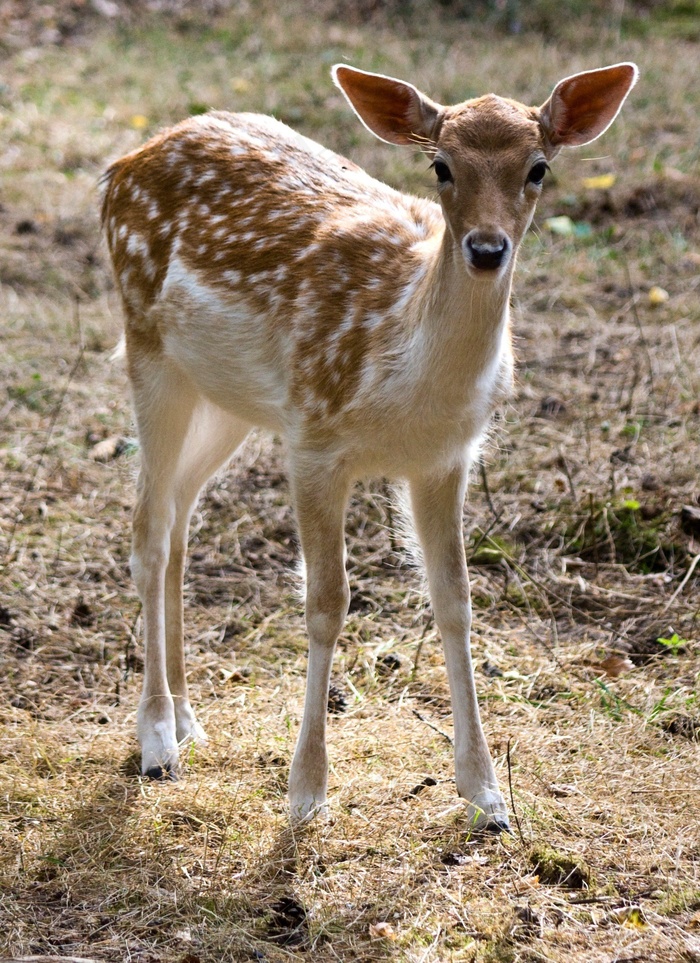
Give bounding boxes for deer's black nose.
[464,231,511,271]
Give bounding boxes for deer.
[101,60,638,832]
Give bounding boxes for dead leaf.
[582,173,616,189]
[544,215,575,236]
[369,921,397,940]
[599,654,634,678]
[609,905,648,929]
[648,285,669,305]
[88,436,127,463]
[549,783,580,798]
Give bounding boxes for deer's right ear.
[332,64,443,147]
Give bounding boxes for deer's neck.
[408,228,513,390]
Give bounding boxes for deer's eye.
[527,161,549,186]
[433,160,453,184]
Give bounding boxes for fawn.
[101,61,637,831]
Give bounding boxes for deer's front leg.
[288,459,351,822]
[410,461,509,832]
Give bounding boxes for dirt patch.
[566,175,700,239]
[0,201,105,299]
[529,845,591,889]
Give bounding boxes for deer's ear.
[539,63,638,153]
[332,64,443,147]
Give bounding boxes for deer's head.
[333,62,638,278]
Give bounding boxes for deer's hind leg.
[163,399,251,748]
[129,340,250,778]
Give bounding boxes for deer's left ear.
[332,64,443,147]
[539,63,638,154]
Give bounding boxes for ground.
[0,3,699,961]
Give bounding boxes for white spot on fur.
[127,233,150,259]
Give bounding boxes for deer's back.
[102,112,448,433]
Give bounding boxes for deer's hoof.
[482,816,511,835]
[144,764,178,782]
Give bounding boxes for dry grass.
[1,4,699,961]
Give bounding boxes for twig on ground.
[663,552,700,612]
[506,739,525,844]
[411,613,435,679]
[412,709,453,746]
[479,459,501,521]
